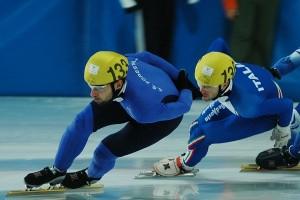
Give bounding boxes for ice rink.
[0,97,299,200]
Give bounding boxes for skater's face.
[89,80,123,104]
[89,84,113,103]
[199,85,219,101]
[199,82,229,101]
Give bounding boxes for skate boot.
[153,155,194,176]
[281,146,299,168]
[61,168,100,189]
[256,146,299,169]
[24,166,66,188]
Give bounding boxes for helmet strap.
[111,83,120,99]
[213,80,233,100]
[212,86,223,100]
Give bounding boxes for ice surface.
[1,97,299,200]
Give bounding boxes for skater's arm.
[54,103,94,171]
[126,51,179,80]
[271,48,300,78]
[159,89,193,120]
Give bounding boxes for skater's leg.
[87,116,183,178]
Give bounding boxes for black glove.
[266,67,281,80]
[175,69,202,100]
[188,81,202,100]
[176,69,189,90]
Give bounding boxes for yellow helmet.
[194,52,236,87]
[84,51,128,85]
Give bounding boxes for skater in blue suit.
[24,51,197,188]
[154,43,300,176]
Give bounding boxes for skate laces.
[61,168,93,188]
[33,167,51,178]
[62,168,101,188]
[70,170,87,181]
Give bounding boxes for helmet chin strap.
[111,85,120,99]
[213,80,233,100]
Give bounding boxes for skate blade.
[240,163,300,172]
[135,169,199,179]
[6,183,104,196]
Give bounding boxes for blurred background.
[0,0,299,99]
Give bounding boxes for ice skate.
[61,168,100,189]
[24,167,66,188]
[256,146,299,170]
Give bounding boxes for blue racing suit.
[182,48,300,168]
[53,51,193,179]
